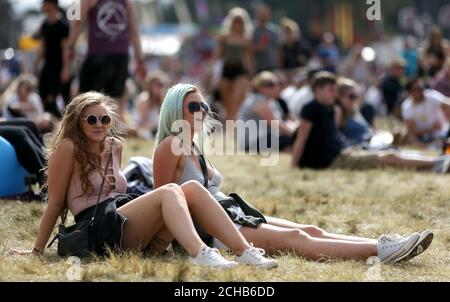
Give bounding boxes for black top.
[298,99,345,169]
[381,75,404,113]
[282,40,311,69]
[40,19,69,70]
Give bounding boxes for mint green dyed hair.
[155,83,209,154]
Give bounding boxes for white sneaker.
[395,230,434,263]
[188,245,238,268]
[235,245,279,269]
[377,233,420,264]
[434,155,450,173]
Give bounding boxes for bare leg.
[227,76,249,121]
[117,184,204,257]
[266,217,377,244]
[219,79,233,121]
[377,151,436,170]
[240,224,377,260]
[147,181,251,255]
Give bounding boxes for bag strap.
[47,140,114,249]
[89,139,114,224]
[193,143,208,188]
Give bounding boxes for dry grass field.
[1,138,449,281]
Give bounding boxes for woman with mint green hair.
[153,83,433,264]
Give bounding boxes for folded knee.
[160,183,184,197]
[180,180,203,196]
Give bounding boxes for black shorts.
[79,54,129,98]
[222,62,247,80]
[74,194,135,256]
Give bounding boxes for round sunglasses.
[185,101,210,114]
[82,114,112,126]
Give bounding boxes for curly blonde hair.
[46,92,122,197]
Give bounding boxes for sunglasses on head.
[82,114,112,126]
[186,101,210,114]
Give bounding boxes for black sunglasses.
[186,101,210,114]
[82,114,112,126]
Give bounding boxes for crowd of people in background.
[1,0,443,269]
[2,0,450,199]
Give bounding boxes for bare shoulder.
[154,136,182,159]
[50,139,75,165]
[57,139,75,155]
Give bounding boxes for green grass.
[1,138,449,281]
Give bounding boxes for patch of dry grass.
[1,138,449,281]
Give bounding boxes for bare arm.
[33,38,44,76]
[63,0,95,71]
[153,136,182,188]
[244,40,255,77]
[127,0,145,80]
[404,119,439,137]
[291,118,312,167]
[253,102,294,135]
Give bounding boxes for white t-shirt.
[401,90,447,135]
[2,93,44,120]
[286,85,313,117]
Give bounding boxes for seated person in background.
[128,71,168,139]
[401,78,450,148]
[335,77,374,146]
[237,71,298,153]
[1,74,54,133]
[285,69,318,118]
[292,72,450,173]
[0,123,46,186]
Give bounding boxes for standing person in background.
[421,26,449,79]
[34,0,70,118]
[431,58,450,97]
[63,0,146,118]
[253,4,280,73]
[211,7,254,122]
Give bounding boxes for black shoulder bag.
[47,142,114,257]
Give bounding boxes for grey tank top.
[176,156,228,202]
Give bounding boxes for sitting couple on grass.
[11,88,433,269]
